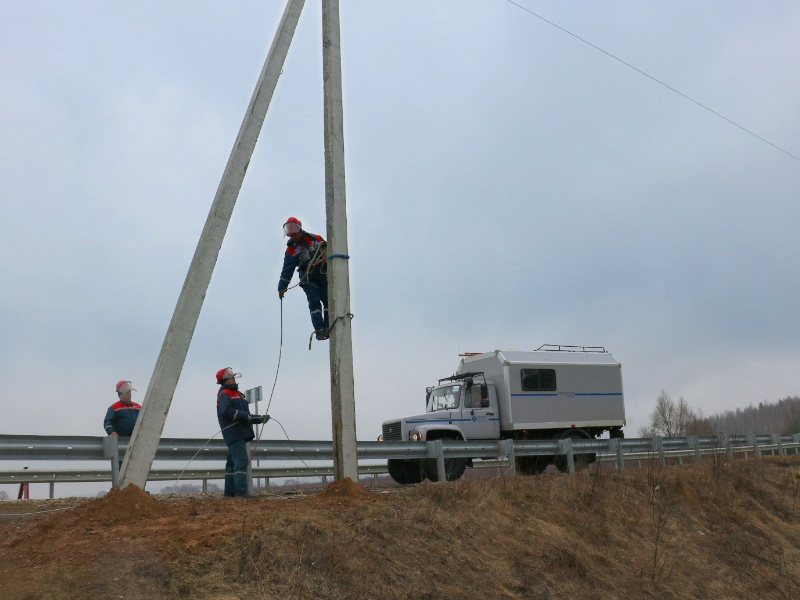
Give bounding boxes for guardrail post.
[773,434,785,456]
[322,475,328,487]
[687,436,701,463]
[614,438,624,470]
[49,481,54,499]
[652,437,665,467]
[103,435,120,487]
[202,479,208,494]
[264,476,270,490]
[435,440,446,482]
[793,434,800,455]
[722,434,732,461]
[746,434,761,460]
[499,440,516,477]
[425,440,447,481]
[558,439,575,474]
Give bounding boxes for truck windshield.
[426,385,461,412]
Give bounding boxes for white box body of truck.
[456,349,625,434]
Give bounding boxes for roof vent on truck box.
[536,344,607,353]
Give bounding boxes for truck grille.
[382,421,402,441]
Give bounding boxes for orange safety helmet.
[283,216,302,236]
[116,380,135,394]
[216,367,241,384]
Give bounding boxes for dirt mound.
[314,477,374,503]
[74,484,171,525]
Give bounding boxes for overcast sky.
[2,1,799,498]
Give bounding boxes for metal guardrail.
[0,465,391,496]
[1,433,798,498]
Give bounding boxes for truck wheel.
[387,459,424,485]
[423,457,467,482]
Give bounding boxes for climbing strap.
[308,312,355,350]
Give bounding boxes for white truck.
[380,346,626,484]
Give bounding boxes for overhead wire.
[502,0,800,163]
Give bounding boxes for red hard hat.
[116,380,135,394]
[216,367,241,384]
[283,217,302,236]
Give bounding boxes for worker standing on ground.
[216,367,268,498]
[277,216,330,340]
[104,380,141,437]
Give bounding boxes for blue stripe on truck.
[406,418,501,424]
[511,392,622,397]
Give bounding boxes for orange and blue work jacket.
[278,231,326,291]
[217,384,255,446]
[104,400,142,436]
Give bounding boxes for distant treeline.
[699,395,800,436]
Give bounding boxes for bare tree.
[639,391,705,437]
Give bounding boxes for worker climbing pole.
[277,216,331,347]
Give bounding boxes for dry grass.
[4,456,800,599]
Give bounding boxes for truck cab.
[382,373,500,444]
[380,374,500,484]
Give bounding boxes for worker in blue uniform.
[216,367,268,498]
[277,216,329,340]
[104,380,141,437]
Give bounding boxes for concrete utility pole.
[119,0,306,490]
[322,0,358,482]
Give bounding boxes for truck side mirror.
[465,377,473,388]
[426,386,433,401]
[481,384,489,400]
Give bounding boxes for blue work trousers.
[224,439,250,497]
[302,281,329,331]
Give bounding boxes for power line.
[503,0,800,164]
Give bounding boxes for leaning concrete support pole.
[322,0,358,482]
[119,0,306,490]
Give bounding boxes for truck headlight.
[409,431,423,442]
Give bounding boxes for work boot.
[315,328,329,341]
